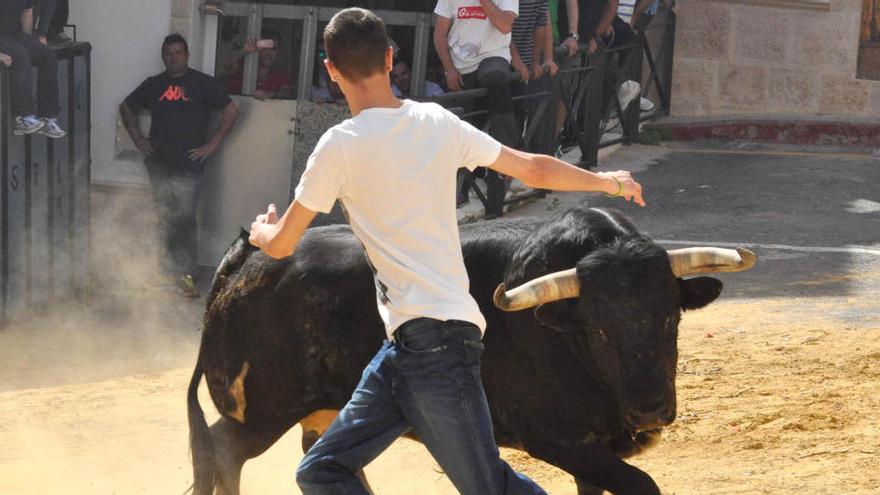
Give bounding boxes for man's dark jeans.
[145,158,202,277]
[36,0,69,38]
[296,318,546,495]
[0,32,58,117]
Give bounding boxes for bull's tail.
[187,346,217,495]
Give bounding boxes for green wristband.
[603,177,623,198]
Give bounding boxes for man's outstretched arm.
[248,201,319,259]
[488,146,646,206]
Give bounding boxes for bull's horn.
[493,268,580,312]
[667,247,757,277]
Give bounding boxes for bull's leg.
[298,409,376,495]
[210,417,289,495]
[575,477,606,495]
[523,438,660,495]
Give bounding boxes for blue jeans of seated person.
[296,318,546,495]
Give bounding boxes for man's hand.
[513,59,530,83]
[600,170,645,207]
[242,37,257,54]
[188,141,219,163]
[562,37,578,57]
[587,38,599,55]
[134,136,154,158]
[544,59,559,77]
[531,63,544,81]
[0,53,12,67]
[38,35,47,45]
[253,89,273,100]
[249,204,279,248]
[445,67,464,92]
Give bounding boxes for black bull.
[187,206,755,494]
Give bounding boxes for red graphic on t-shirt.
[457,6,487,20]
[159,85,189,102]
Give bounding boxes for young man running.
[248,8,644,494]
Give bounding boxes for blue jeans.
[296,318,546,495]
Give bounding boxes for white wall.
[69,0,173,186]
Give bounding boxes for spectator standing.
[390,59,445,98]
[0,0,65,137]
[433,0,519,218]
[119,34,239,297]
[510,0,560,156]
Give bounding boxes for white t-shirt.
[294,100,502,337]
[434,0,519,75]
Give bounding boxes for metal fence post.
[410,12,431,98]
[242,3,263,96]
[580,50,604,169]
[297,6,319,102]
[659,9,676,115]
[622,38,644,144]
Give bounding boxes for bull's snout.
[624,403,676,431]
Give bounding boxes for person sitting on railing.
[390,59,445,98]
[0,0,65,137]
[511,0,560,156]
[433,0,519,218]
[557,0,639,132]
[599,3,645,131]
[35,0,70,45]
[224,28,292,100]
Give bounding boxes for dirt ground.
[1,282,878,495]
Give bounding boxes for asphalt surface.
[510,144,880,318]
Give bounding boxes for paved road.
[511,144,880,322]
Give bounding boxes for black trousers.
[0,32,59,117]
[602,17,639,116]
[36,0,69,37]
[460,57,518,218]
[145,158,203,277]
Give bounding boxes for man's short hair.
[323,8,389,82]
[162,34,189,54]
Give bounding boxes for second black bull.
[187,205,756,494]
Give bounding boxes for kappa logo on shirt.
[159,85,189,102]
[457,6,487,20]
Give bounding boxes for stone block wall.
[672,0,880,117]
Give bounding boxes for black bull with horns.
[187,206,755,495]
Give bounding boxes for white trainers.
[640,97,656,112]
[39,118,66,139]
[617,80,641,110]
[13,114,45,135]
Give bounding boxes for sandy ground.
[2,144,879,494]
[1,277,878,495]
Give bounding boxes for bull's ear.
[534,302,581,333]
[679,276,723,311]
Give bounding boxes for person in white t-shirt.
[433,0,520,218]
[247,8,644,495]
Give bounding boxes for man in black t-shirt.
[120,34,239,297]
[0,0,65,137]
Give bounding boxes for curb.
[645,116,880,148]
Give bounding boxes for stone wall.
[671,0,880,117]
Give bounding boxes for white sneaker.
[617,80,641,110]
[640,97,656,112]
[39,118,66,139]
[13,114,45,135]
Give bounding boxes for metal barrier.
[213,2,675,212]
[0,42,92,323]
